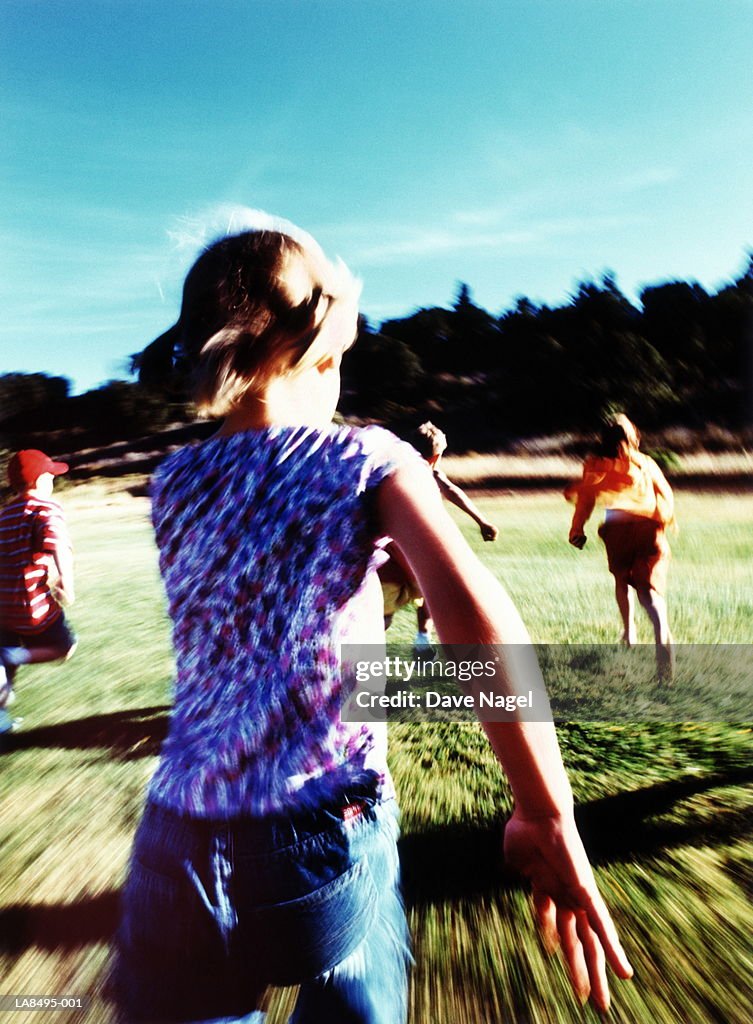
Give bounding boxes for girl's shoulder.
[327,423,424,492]
[150,423,419,496]
[338,423,414,460]
[634,450,658,470]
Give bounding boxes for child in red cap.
[0,449,77,732]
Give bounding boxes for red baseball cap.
[7,450,69,491]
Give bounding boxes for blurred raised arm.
[434,468,499,541]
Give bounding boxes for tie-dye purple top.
[146,423,416,818]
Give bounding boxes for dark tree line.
[0,376,178,453]
[2,257,751,453]
[342,259,752,448]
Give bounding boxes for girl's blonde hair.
[173,229,361,416]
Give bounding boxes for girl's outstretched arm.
[377,463,633,1013]
[433,468,499,540]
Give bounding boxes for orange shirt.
[565,452,674,537]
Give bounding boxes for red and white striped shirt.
[0,496,71,633]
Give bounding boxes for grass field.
[0,481,751,1023]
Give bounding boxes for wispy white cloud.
[451,207,514,228]
[0,221,177,375]
[344,213,644,267]
[0,312,152,339]
[615,166,680,192]
[476,120,682,204]
[449,195,540,228]
[482,121,602,177]
[317,118,680,272]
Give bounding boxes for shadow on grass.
[576,765,753,858]
[2,767,751,952]
[0,892,120,955]
[401,765,753,906]
[3,706,170,760]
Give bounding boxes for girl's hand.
[480,521,499,542]
[503,807,633,1013]
[569,533,587,549]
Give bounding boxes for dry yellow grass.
[441,449,753,486]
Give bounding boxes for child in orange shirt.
[565,414,675,679]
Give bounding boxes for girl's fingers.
[538,833,633,980]
[557,906,590,1006]
[584,892,634,980]
[575,909,610,1013]
[533,890,559,954]
[506,816,634,993]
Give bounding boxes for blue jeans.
[116,789,409,1024]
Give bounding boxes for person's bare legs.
[0,641,75,732]
[614,577,636,645]
[0,640,77,706]
[416,602,433,641]
[2,642,76,667]
[635,587,673,681]
[413,601,436,658]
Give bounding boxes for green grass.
[0,484,751,1023]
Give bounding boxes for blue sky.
[2,1,752,393]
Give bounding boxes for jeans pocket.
[119,858,201,960]
[245,856,378,985]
